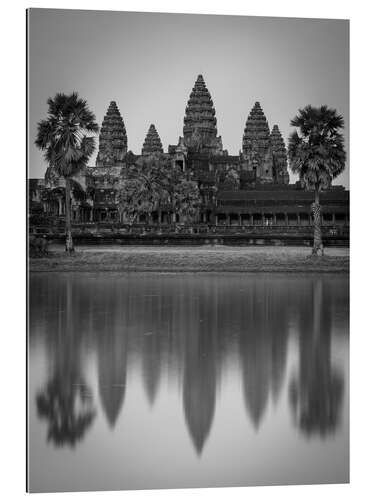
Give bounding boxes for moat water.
[28,272,349,492]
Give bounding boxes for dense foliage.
[118,155,201,224]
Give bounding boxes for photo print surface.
[27,9,349,493]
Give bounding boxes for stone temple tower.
[242,102,289,184]
[270,125,290,185]
[96,101,127,168]
[242,101,271,167]
[183,74,223,155]
[142,124,163,156]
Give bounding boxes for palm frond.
[35,92,98,178]
[288,104,346,191]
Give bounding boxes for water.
[28,272,349,492]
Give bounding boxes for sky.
[28,9,349,187]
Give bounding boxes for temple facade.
[29,74,349,230]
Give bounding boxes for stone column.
[297,213,301,226]
[238,213,241,226]
[58,197,63,216]
[261,213,265,226]
[332,213,336,225]
[285,213,288,226]
[226,213,230,226]
[250,214,254,226]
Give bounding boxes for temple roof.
[270,124,289,183]
[183,74,220,152]
[270,124,287,158]
[96,101,127,167]
[242,101,270,160]
[141,124,163,156]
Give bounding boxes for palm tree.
[288,105,346,255]
[35,92,99,253]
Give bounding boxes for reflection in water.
[141,293,163,406]
[98,328,127,428]
[183,331,216,454]
[29,272,349,483]
[239,280,289,429]
[289,279,344,437]
[35,280,96,447]
[182,284,217,454]
[93,280,128,428]
[142,333,162,406]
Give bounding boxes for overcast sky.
[28,9,349,187]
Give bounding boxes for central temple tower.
[183,74,223,155]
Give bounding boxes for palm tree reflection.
[36,279,96,447]
[36,371,96,447]
[289,279,344,437]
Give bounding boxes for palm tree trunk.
[65,177,74,254]
[312,187,323,256]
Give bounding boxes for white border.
[1,1,375,499]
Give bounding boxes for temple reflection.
[31,273,348,454]
[97,329,127,428]
[289,278,344,437]
[182,280,218,455]
[94,280,128,428]
[142,332,162,406]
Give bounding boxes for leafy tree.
[173,179,201,223]
[222,168,240,191]
[35,92,98,253]
[163,164,201,224]
[118,154,169,224]
[288,105,346,255]
[119,155,201,224]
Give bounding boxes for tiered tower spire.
[183,74,222,155]
[141,124,163,156]
[242,101,271,164]
[270,125,289,184]
[96,101,127,167]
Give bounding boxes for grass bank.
[29,246,349,273]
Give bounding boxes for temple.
[96,100,127,168]
[29,74,349,242]
[142,124,163,156]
